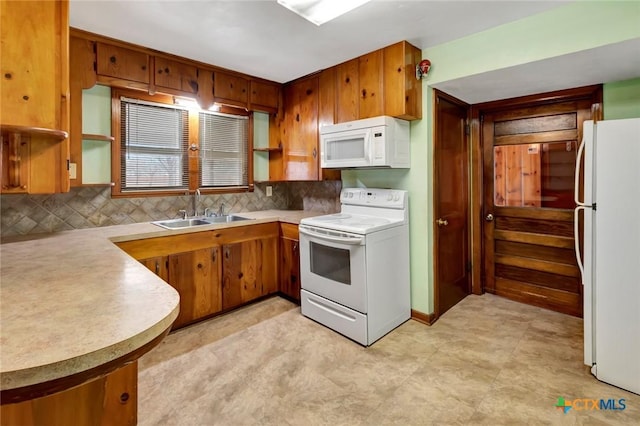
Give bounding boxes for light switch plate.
[266,186,273,197]
[69,163,77,179]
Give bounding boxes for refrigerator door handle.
[574,135,587,207]
[574,205,586,281]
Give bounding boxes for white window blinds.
[199,111,248,188]
[120,97,189,191]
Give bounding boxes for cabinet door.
[213,72,248,108]
[358,50,384,119]
[140,256,169,282]
[96,42,149,84]
[335,58,359,123]
[383,41,422,120]
[222,237,278,310]
[249,80,279,113]
[154,57,198,95]
[280,237,300,302]
[168,247,222,328]
[281,77,319,180]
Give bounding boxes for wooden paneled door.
[434,90,471,317]
[480,86,602,317]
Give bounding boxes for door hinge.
[66,159,70,170]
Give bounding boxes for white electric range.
[299,188,410,346]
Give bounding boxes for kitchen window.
[111,89,253,197]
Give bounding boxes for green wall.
[603,77,640,119]
[343,1,640,314]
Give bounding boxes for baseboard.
[411,309,436,326]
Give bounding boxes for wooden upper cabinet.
[213,72,248,108]
[153,57,198,95]
[335,58,359,123]
[248,80,279,113]
[358,50,384,119]
[281,76,319,181]
[1,0,70,194]
[383,40,422,120]
[96,42,149,84]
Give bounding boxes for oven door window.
[309,242,351,285]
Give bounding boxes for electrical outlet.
[266,186,273,197]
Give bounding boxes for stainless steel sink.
[152,215,251,229]
[204,215,251,224]
[152,218,212,229]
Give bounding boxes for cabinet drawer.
[280,222,299,240]
[213,72,248,107]
[154,57,198,95]
[96,43,149,84]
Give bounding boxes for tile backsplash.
[0,181,342,237]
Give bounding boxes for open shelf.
[82,133,115,142]
[253,146,282,153]
[1,124,68,141]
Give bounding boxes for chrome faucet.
[217,202,225,217]
[192,189,201,216]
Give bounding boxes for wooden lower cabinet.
[222,237,278,310]
[168,247,222,328]
[139,256,169,282]
[1,362,138,426]
[279,223,301,302]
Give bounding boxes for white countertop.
[0,209,320,392]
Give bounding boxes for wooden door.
[281,77,319,180]
[168,247,222,328]
[222,237,278,310]
[481,89,600,317]
[434,91,470,316]
[279,223,301,302]
[140,256,169,282]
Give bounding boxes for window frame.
[111,88,254,198]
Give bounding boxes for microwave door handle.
[299,227,364,245]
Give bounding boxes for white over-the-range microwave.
[320,116,410,169]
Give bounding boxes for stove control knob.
[387,193,393,201]
[394,194,400,201]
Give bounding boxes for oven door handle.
[299,227,364,245]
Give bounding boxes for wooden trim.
[475,84,603,113]
[470,107,483,295]
[495,254,579,277]
[253,146,282,152]
[411,309,436,326]
[495,207,574,221]
[0,325,171,405]
[493,129,578,146]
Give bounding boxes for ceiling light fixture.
[277,0,371,26]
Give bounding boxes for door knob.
[437,218,448,226]
[485,213,494,222]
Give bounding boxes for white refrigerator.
[574,118,640,395]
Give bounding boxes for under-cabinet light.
[173,97,221,112]
[277,0,371,26]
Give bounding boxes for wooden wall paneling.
[358,50,383,119]
[335,59,359,123]
[268,112,284,181]
[96,42,149,84]
[504,145,522,206]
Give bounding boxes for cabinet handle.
[155,261,160,275]
[312,147,317,159]
[295,113,300,122]
[238,272,243,279]
[110,55,116,64]
[165,67,170,73]
[293,242,298,252]
[225,248,229,259]
[212,249,217,262]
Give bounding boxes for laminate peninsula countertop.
[0,209,322,399]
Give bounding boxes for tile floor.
[138,294,640,425]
